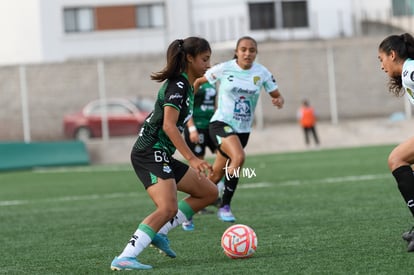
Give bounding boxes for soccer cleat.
[217,205,236,222]
[110,256,152,270]
[150,233,177,258]
[182,219,195,231]
[408,240,414,252]
[402,226,414,242]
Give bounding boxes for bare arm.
[163,106,212,175]
[186,117,199,143]
[194,76,208,93]
[269,89,284,109]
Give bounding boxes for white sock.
[217,180,225,197]
[158,210,187,235]
[118,229,152,258]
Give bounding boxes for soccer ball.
[221,224,257,259]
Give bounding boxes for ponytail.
[151,37,211,82]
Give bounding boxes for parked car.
[63,97,154,140]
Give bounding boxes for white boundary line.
[1,173,391,207]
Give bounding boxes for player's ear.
[390,50,397,61]
[186,54,194,64]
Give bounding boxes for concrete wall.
[0,36,405,141]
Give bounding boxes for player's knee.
[231,151,245,167]
[388,152,403,171]
[158,205,178,220]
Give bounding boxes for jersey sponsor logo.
[227,75,234,82]
[403,70,409,77]
[169,93,183,100]
[410,71,414,82]
[176,81,184,89]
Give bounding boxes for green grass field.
[1,144,414,274]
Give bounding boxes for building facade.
[0,0,362,65]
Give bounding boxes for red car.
[63,97,154,140]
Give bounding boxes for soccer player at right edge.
[378,33,414,252]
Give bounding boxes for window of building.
[248,0,308,30]
[137,4,165,28]
[282,1,308,28]
[64,8,94,33]
[249,2,276,30]
[63,4,165,33]
[392,0,414,16]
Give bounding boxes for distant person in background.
[297,99,320,147]
[378,33,414,252]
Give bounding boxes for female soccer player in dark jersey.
[110,37,217,270]
[378,33,414,252]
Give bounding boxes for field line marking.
[1,173,392,207]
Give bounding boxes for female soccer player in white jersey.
[195,36,285,222]
[110,37,218,270]
[378,33,414,252]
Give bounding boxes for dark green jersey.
[133,73,194,155]
[193,82,216,129]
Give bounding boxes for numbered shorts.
[131,148,189,189]
[183,127,217,157]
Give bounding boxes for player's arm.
[163,106,211,176]
[194,76,208,93]
[269,89,284,109]
[186,117,199,143]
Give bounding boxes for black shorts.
[209,121,250,151]
[183,127,217,157]
[131,148,189,189]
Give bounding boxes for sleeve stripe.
[163,103,180,111]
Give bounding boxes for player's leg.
[177,167,218,213]
[388,136,414,251]
[111,177,178,269]
[214,135,245,222]
[311,126,320,145]
[304,127,310,146]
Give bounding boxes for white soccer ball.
[221,224,257,259]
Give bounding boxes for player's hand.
[189,131,199,143]
[272,96,284,109]
[189,157,213,178]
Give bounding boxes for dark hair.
[151,37,211,82]
[379,33,414,96]
[233,36,258,59]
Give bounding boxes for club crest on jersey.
[163,164,172,174]
[253,76,261,85]
[224,126,233,133]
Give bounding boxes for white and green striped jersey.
[205,59,278,133]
